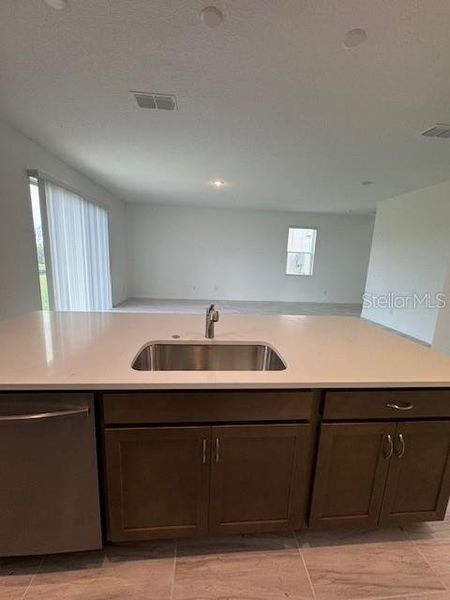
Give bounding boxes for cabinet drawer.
[102,390,313,425]
[324,389,450,421]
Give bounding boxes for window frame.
[28,174,55,310]
[285,226,318,277]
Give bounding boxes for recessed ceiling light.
[43,0,68,9]
[210,178,226,188]
[200,6,224,28]
[343,28,367,49]
[361,180,373,186]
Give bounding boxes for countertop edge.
[1,381,450,391]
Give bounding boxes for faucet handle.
[205,304,219,338]
[207,304,219,321]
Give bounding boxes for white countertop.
[0,311,450,390]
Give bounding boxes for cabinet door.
[104,427,210,541]
[380,421,450,526]
[209,424,310,535]
[310,422,395,529]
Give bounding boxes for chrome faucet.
[205,304,219,339]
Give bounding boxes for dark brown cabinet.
[104,423,311,541]
[380,421,450,526]
[310,420,450,529]
[209,424,310,534]
[309,422,395,528]
[102,389,450,541]
[104,427,210,541]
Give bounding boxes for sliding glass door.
[29,174,112,311]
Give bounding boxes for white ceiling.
[1,0,450,213]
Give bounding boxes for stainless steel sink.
[132,342,286,371]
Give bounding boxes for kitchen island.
[0,311,450,389]
[1,311,450,554]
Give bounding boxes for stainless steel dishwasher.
[0,392,102,556]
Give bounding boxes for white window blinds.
[45,181,112,311]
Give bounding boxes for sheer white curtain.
[45,181,112,311]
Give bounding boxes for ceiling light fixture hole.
[343,28,367,49]
[200,6,224,28]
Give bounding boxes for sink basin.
[132,342,286,371]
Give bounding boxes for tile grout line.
[350,589,449,600]
[21,554,45,599]
[402,526,449,593]
[294,531,317,600]
[169,541,177,600]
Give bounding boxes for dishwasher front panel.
[0,392,102,556]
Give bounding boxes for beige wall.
[433,266,450,354]
[362,181,450,344]
[126,203,374,303]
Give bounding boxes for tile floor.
[3,513,450,600]
[113,298,363,317]
[113,297,429,346]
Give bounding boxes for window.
[285,227,317,276]
[28,174,112,311]
[29,178,50,310]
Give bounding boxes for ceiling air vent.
[131,91,178,111]
[421,124,450,138]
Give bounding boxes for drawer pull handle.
[395,433,406,458]
[386,402,414,411]
[384,434,393,459]
[202,439,207,464]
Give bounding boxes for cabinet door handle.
[202,439,207,464]
[395,433,406,458]
[384,434,394,459]
[215,438,220,463]
[386,402,414,411]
